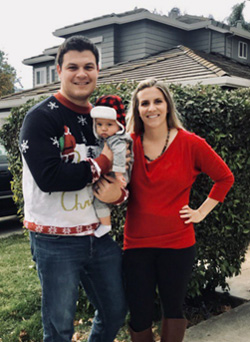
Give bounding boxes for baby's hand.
[115,172,127,188]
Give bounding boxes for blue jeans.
[30,232,127,342]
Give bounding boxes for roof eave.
[230,27,250,39]
[23,55,55,65]
[175,76,250,88]
[0,93,52,110]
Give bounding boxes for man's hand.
[93,175,122,203]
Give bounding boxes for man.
[19,35,127,342]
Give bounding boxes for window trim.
[34,67,47,86]
[238,41,248,59]
[49,65,56,83]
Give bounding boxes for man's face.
[57,50,99,106]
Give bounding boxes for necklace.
[142,129,171,162]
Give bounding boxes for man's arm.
[19,105,111,193]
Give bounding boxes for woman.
[123,78,234,342]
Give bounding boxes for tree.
[0,50,18,97]
[168,7,181,18]
[227,1,250,31]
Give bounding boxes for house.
[1,8,250,126]
[22,8,250,88]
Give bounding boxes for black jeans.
[123,245,196,332]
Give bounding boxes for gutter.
[0,94,51,111]
[23,55,55,66]
[172,76,250,88]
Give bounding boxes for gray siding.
[225,34,233,58]
[144,21,185,55]
[101,26,116,67]
[117,20,185,63]
[117,22,147,62]
[186,29,210,52]
[211,31,225,54]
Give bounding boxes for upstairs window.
[238,41,247,59]
[35,67,46,86]
[49,66,56,83]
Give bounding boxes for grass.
[0,234,42,342]
[0,234,144,342]
[0,233,241,342]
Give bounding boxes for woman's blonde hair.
[126,78,184,134]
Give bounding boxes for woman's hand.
[93,175,122,203]
[180,198,219,224]
[179,205,205,224]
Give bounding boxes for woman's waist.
[125,210,192,238]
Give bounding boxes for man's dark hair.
[56,35,99,68]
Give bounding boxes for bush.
[0,82,249,302]
[171,84,250,296]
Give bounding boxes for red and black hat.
[90,95,126,131]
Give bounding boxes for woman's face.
[137,87,168,131]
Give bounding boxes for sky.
[1,0,250,89]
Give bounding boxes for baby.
[90,95,133,237]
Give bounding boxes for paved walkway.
[183,247,250,342]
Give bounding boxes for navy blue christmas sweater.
[19,92,112,235]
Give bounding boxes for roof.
[97,46,227,84]
[1,45,250,110]
[23,8,250,66]
[176,14,211,24]
[52,8,250,40]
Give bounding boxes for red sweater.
[124,129,234,250]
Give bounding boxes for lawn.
[0,234,43,341]
[0,233,238,342]
[0,234,149,342]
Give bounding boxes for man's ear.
[56,64,61,79]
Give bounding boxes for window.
[238,41,247,59]
[35,67,46,86]
[49,66,56,83]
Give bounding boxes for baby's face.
[95,118,120,138]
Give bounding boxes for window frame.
[34,67,47,86]
[49,65,56,83]
[238,41,248,60]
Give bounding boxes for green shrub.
[172,84,250,296]
[0,82,249,303]
[0,97,48,219]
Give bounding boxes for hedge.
[0,82,249,302]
